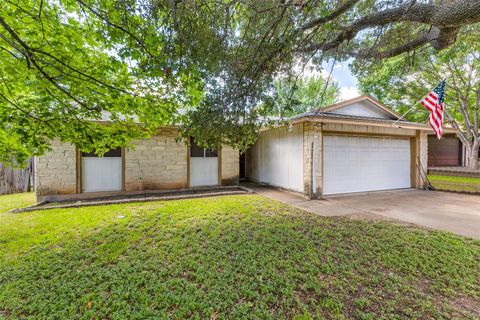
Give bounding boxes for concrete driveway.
[246,184,480,239]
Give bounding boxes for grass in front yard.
[0,192,35,214]
[0,195,479,319]
[428,174,480,193]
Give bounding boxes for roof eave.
[290,115,456,132]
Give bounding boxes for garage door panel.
[323,136,410,195]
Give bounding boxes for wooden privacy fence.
[0,158,33,195]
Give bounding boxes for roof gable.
[319,96,401,120]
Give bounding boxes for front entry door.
[189,138,219,187]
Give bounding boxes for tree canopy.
[352,26,480,168]
[261,75,340,118]
[1,0,480,165]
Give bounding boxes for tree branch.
[301,0,361,30]
[353,29,438,59]
[299,0,480,56]
[445,110,470,148]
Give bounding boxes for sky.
[322,60,361,101]
[300,58,361,102]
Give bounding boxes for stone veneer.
[418,131,429,188]
[35,139,77,196]
[221,146,239,185]
[125,127,188,191]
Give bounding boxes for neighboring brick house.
[246,95,451,198]
[35,126,239,202]
[427,133,480,167]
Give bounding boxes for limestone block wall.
[303,122,322,199]
[125,128,188,191]
[35,140,77,196]
[221,146,239,185]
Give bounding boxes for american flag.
[421,80,446,139]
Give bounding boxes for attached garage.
[246,95,437,198]
[323,135,411,195]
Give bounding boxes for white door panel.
[190,157,218,187]
[82,158,122,192]
[323,136,410,195]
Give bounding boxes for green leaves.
[0,0,202,165]
[267,75,340,118]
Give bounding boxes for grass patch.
[0,193,35,214]
[0,195,479,319]
[428,175,480,193]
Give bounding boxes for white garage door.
[323,136,411,195]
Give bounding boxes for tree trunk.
[467,140,480,170]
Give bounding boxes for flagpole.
[391,96,427,127]
[391,78,449,128]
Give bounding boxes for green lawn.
[1,194,479,319]
[428,174,480,193]
[0,192,35,214]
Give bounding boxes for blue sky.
[323,60,361,101]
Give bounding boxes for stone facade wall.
[125,128,188,191]
[35,129,240,201]
[303,122,322,199]
[221,146,239,185]
[35,140,77,196]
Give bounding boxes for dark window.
[81,148,121,158]
[205,148,218,157]
[190,137,218,158]
[190,137,205,157]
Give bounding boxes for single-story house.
[245,95,451,198]
[35,95,449,201]
[35,127,240,202]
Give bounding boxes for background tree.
[352,27,480,169]
[262,75,340,117]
